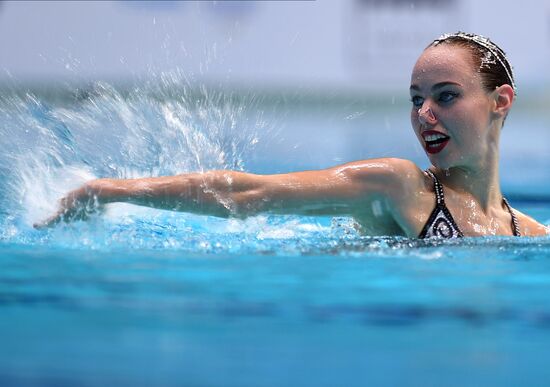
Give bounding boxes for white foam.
[20,162,96,227]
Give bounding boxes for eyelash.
[410,96,423,107]
[410,92,459,107]
[439,91,459,103]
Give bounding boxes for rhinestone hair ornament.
[431,32,517,96]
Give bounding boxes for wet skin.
[36,45,549,237]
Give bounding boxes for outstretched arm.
[34,158,418,228]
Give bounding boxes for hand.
[33,183,103,229]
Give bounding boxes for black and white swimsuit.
[418,170,520,239]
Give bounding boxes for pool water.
[1,82,549,386]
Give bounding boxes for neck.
[432,149,502,212]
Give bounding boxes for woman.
[35,32,549,238]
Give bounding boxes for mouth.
[422,130,450,154]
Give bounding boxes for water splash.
[0,71,273,244]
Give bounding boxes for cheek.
[410,112,422,141]
[454,111,485,141]
[454,99,490,126]
[410,109,419,127]
[440,105,476,135]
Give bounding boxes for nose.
[417,105,437,125]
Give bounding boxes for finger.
[33,212,62,229]
[33,203,95,229]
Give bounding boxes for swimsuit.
[418,170,520,239]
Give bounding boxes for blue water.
[1,81,550,386]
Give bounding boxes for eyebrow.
[409,81,463,92]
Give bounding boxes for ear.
[492,84,515,118]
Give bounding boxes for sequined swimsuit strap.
[418,170,521,238]
[427,172,521,237]
[418,170,464,239]
[502,197,521,237]
[426,169,444,206]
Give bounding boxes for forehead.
[410,45,480,88]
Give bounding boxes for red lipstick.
[422,130,450,154]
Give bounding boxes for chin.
[426,154,455,170]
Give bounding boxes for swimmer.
[35,32,549,238]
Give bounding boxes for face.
[410,44,496,170]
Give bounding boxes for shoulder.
[332,158,428,199]
[335,158,425,184]
[334,158,422,179]
[514,210,550,237]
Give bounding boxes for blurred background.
[1,0,549,90]
[0,0,549,194]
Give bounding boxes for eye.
[438,91,458,103]
[410,96,424,108]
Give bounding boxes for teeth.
[424,134,447,141]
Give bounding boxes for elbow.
[193,170,268,218]
[190,194,263,219]
[230,188,269,218]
